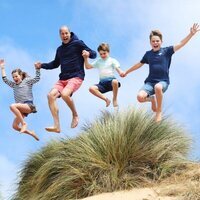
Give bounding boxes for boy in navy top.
[35,26,96,132]
[122,23,199,122]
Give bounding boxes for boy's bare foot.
[71,116,79,128]
[150,96,157,112]
[29,131,39,141]
[45,127,61,133]
[155,111,162,122]
[105,98,111,107]
[20,122,27,133]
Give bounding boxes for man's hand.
[82,50,90,58]
[34,62,42,69]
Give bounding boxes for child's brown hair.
[12,69,28,80]
[149,30,163,41]
[97,43,110,52]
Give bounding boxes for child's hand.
[34,62,41,69]
[120,71,127,77]
[190,23,200,35]
[0,59,5,68]
[82,50,90,58]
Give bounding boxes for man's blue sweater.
[41,32,96,80]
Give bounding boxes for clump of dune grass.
[13,108,192,200]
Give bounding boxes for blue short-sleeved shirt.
[140,46,174,84]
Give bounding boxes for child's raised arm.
[26,64,41,85]
[173,23,200,52]
[0,59,6,77]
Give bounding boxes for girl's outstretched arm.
[0,59,15,88]
[173,23,200,52]
[26,65,41,84]
[0,59,6,77]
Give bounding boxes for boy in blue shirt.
[122,23,199,122]
[83,43,124,109]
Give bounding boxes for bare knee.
[61,91,71,100]
[154,84,163,94]
[10,104,16,111]
[112,79,118,87]
[47,92,57,102]
[89,86,98,94]
[137,94,145,103]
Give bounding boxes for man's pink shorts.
[54,77,83,94]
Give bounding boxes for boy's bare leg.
[154,83,163,122]
[112,79,119,107]
[61,88,79,128]
[137,90,157,112]
[89,86,111,107]
[146,96,157,112]
[45,89,61,133]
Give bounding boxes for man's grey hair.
[59,25,70,33]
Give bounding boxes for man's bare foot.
[71,116,79,128]
[29,131,39,141]
[105,98,111,107]
[45,126,60,133]
[150,96,157,112]
[20,122,27,133]
[155,111,162,122]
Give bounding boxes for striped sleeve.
[26,69,40,85]
[2,76,15,88]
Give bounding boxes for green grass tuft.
[13,108,192,200]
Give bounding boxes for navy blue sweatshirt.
[41,32,97,80]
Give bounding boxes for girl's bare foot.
[29,131,39,141]
[21,130,39,141]
[45,126,61,133]
[71,116,79,128]
[105,98,111,107]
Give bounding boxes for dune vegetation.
[12,108,197,200]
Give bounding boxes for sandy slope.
[81,164,200,200]
[82,188,178,200]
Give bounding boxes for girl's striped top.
[2,69,40,103]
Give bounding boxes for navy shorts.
[23,101,37,117]
[95,78,121,93]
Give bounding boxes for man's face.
[60,28,71,44]
[150,35,162,51]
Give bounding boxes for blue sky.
[0,0,200,199]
